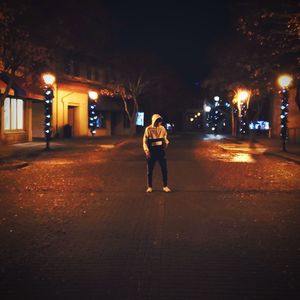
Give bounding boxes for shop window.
[96,112,106,128]
[4,98,24,131]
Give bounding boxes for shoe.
[163,186,171,193]
[146,187,153,193]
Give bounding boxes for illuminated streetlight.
[214,96,220,101]
[42,73,56,150]
[204,105,211,113]
[42,73,56,86]
[88,90,98,101]
[234,89,251,136]
[277,74,292,151]
[278,75,292,89]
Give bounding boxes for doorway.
[68,105,79,136]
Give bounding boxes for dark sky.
[21,0,239,82]
[101,1,237,81]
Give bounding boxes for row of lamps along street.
[42,73,293,151]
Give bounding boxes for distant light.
[89,91,98,100]
[197,112,201,116]
[190,117,194,122]
[214,96,220,101]
[278,75,292,88]
[42,73,56,85]
[204,105,211,112]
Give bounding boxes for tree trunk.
[129,99,138,136]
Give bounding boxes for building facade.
[0,55,134,144]
[0,77,43,144]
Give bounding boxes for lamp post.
[42,73,56,150]
[278,75,293,152]
[88,91,98,136]
[235,89,250,137]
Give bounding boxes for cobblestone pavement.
[0,135,299,299]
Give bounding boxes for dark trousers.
[147,149,168,187]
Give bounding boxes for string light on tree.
[278,74,293,151]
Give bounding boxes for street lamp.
[235,89,251,136]
[278,74,293,151]
[204,104,211,112]
[42,73,56,150]
[88,91,98,136]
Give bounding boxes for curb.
[0,160,29,171]
[264,152,300,165]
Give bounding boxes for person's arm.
[143,127,150,157]
[163,127,170,148]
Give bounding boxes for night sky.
[102,1,236,82]
[19,0,240,82]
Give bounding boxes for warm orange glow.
[100,89,114,97]
[237,90,249,102]
[233,89,251,105]
[88,91,98,100]
[42,73,56,85]
[278,75,292,89]
[233,89,251,117]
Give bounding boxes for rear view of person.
[143,114,171,193]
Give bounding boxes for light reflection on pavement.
[230,153,255,163]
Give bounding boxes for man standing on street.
[143,114,171,193]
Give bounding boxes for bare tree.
[114,74,150,135]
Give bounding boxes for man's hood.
[151,114,163,126]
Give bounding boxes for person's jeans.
[147,149,168,187]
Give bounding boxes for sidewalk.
[224,136,300,164]
[0,136,131,170]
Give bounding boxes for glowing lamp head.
[238,90,249,102]
[278,75,292,89]
[88,91,98,100]
[42,73,56,85]
[204,105,211,112]
[214,96,220,101]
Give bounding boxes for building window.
[86,65,92,80]
[4,97,24,131]
[94,69,100,81]
[96,112,106,128]
[73,61,80,77]
[64,57,72,75]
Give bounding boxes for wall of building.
[32,101,44,138]
[53,85,89,138]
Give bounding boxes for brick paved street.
[0,135,300,299]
